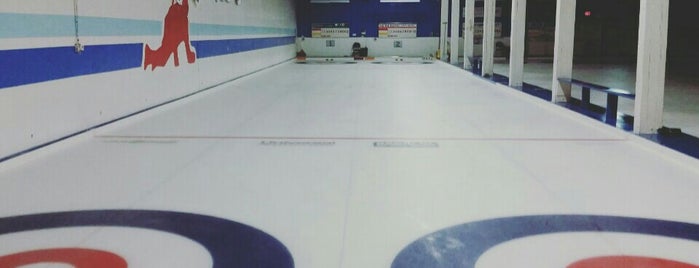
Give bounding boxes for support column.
[482,0,496,77]
[463,0,475,69]
[634,0,669,134]
[509,0,527,88]
[440,0,449,61]
[551,0,576,102]
[450,0,461,64]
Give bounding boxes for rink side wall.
[0,0,297,159]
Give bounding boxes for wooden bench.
[558,78,635,125]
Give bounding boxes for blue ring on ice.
[392,214,699,268]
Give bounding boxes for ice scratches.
[259,140,336,147]
[422,234,465,263]
[103,139,177,144]
[373,141,439,148]
[425,236,444,261]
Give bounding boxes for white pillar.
[463,0,475,69]
[509,0,527,88]
[551,0,576,102]
[450,0,461,64]
[634,0,669,134]
[482,0,496,77]
[440,0,449,61]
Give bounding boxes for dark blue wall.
[296,0,512,38]
[296,0,442,38]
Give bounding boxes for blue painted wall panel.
[193,36,295,58]
[0,44,143,89]
[296,0,512,38]
[296,0,441,38]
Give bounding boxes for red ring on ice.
[568,256,699,268]
[0,248,127,268]
[0,210,293,268]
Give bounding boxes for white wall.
[295,37,511,59]
[297,37,440,58]
[0,0,296,159]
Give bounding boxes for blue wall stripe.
[0,44,144,89]
[0,36,295,89]
[81,16,163,37]
[1,13,75,38]
[193,36,295,58]
[190,24,296,36]
[0,13,295,38]
[0,13,162,38]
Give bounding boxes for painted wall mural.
[142,0,251,70]
[144,0,196,70]
[0,0,296,161]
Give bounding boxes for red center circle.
[0,248,127,268]
[569,256,699,268]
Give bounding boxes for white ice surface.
[1,61,699,267]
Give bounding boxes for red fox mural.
[143,0,196,70]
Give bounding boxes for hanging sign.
[378,22,417,38]
[311,23,350,38]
